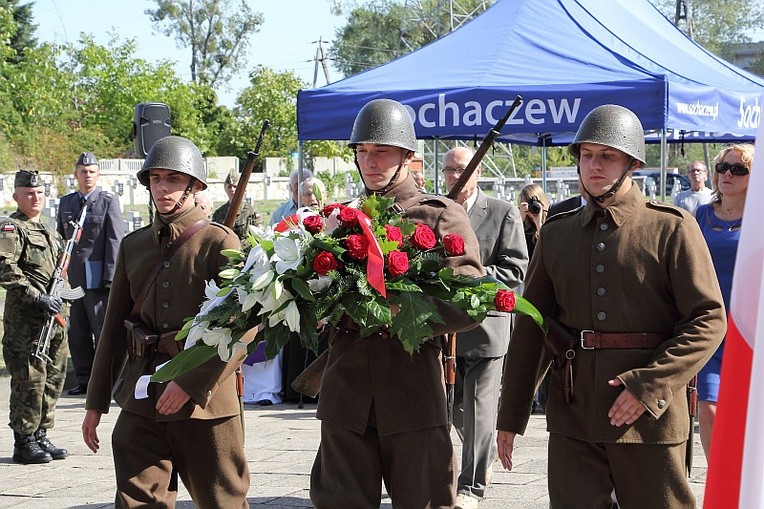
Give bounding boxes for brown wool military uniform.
[497,184,726,509]
[310,176,485,509]
[85,206,249,508]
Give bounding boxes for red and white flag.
[704,124,764,508]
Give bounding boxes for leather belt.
[579,330,669,350]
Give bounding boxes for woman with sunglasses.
[695,143,754,461]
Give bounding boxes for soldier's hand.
[497,430,517,471]
[156,381,191,415]
[607,378,646,426]
[35,294,62,314]
[82,410,102,453]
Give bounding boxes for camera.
[528,197,542,215]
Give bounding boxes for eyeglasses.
[715,162,750,176]
[443,167,467,175]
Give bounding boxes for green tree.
[650,0,764,61]
[0,0,36,64]
[145,0,263,87]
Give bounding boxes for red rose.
[312,251,340,275]
[303,214,324,234]
[387,250,409,277]
[410,223,437,250]
[385,224,403,247]
[443,233,465,256]
[345,234,368,260]
[494,289,516,312]
[322,203,345,217]
[338,207,359,228]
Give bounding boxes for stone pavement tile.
[0,377,709,508]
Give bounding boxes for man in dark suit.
[444,146,528,509]
[57,152,124,395]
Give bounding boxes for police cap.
[225,168,240,186]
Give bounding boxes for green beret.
[15,170,41,188]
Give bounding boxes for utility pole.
[312,37,332,88]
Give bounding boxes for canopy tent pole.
[541,136,548,194]
[660,128,668,202]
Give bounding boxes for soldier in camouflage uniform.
[211,168,261,239]
[0,170,70,464]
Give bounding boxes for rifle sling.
[130,219,209,319]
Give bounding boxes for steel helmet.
[349,98,418,152]
[138,136,207,189]
[568,104,646,166]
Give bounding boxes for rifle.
[446,95,523,199]
[686,374,698,475]
[443,333,457,427]
[224,120,270,227]
[33,206,88,362]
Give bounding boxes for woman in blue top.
[695,143,754,461]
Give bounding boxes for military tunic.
[86,206,249,508]
[0,211,68,435]
[211,201,261,240]
[310,177,484,508]
[497,184,726,508]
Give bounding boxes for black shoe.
[67,383,88,396]
[34,429,68,460]
[13,433,52,464]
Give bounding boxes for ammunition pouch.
[125,318,182,358]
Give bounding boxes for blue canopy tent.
[297,0,764,146]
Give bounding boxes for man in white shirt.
[673,161,712,215]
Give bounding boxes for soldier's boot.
[13,432,52,464]
[34,428,68,460]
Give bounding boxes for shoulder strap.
[130,219,209,318]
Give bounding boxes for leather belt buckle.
[580,330,595,350]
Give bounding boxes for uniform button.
[595,264,605,273]
[657,399,666,409]
[162,323,170,330]
[596,242,606,251]
[162,301,170,309]
[163,261,171,268]
[597,311,607,321]
[599,223,609,231]
[597,287,606,296]
[161,281,170,288]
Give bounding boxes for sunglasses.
[715,162,750,176]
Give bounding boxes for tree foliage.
[145,0,263,87]
[0,0,36,64]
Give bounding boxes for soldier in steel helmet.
[81,136,249,508]
[211,168,261,240]
[496,105,726,508]
[0,170,70,464]
[309,99,484,508]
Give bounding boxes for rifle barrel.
[224,120,271,228]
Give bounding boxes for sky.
[32,0,346,107]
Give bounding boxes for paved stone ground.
[0,377,708,508]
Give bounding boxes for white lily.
[267,299,301,333]
[185,320,210,349]
[272,235,303,274]
[242,244,268,274]
[200,281,232,315]
[237,286,262,313]
[308,274,333,293]
[201,327,233,348]
[224,340,248,363]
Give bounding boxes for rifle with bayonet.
[33,205,88,362]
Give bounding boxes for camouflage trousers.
[2,316,68,435]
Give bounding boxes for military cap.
[225,168,240,186]
[76,152,98,166]
[14,169,42,188]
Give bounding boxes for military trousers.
[68,288,107,384]
[547,433,694,509]
[310,416,456,508]
[2,321,67,434]
[111,410,250,509]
